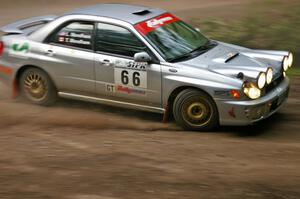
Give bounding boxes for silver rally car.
[0,4,293,130]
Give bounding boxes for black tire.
[173,89,219,131]
[20,67,57,106]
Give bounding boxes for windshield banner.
[135,13,180,35]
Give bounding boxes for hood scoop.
[213,52,240,64]
[225,52,240,63]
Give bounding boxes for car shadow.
[217,113,285,137]
[54,98,164,122]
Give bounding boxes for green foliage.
[190,0,300,67]
[287,68,300,76]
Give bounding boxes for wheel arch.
[167,86,220,118]
[167,85,220,130]
[14,65,57,97]
[167,85,215,110]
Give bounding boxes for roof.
[67,4,166,24]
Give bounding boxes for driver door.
[94,22,162,108]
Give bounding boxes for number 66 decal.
[121,71,140,86]
[115,68,147,89]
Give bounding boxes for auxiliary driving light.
[266,67,273,84]
[283,56,289,72]
[243,82,261,100]
[257,72,266,89]
[288,53,293,68]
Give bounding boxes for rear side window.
[95,23,146,57]
[49,21,94,50]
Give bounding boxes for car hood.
[179,42,287,81]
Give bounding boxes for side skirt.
[58,92,165,114]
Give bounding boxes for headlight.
[243,82,261,100]
[257,72,266,89]
[288,53,293,68]
[266,67,273,84]
[283,56,289,71]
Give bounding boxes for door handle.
[45,50,55,56]
[100,59,111,66]
[169,68,178,73]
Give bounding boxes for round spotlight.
[288,53,293,68]
[243,83,261,100]
[283,57,289,72]
[248,87,261,99]
[266,67,273,84]
[257,72,266,89]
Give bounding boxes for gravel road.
[0,1,299,198]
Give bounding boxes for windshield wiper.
[190,40,217,54]
[168,52,194,63]
[168,41,217,63]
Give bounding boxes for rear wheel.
[173,89,219,131]
[20,67,57,106]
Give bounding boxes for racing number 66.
[121,70,140,86]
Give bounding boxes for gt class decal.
[134,13,180,35]
[106,84,116,93]
[114,60,148,96]
[9,41,30,59]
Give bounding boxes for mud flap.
[12,79,18,99]
[162,105,170,123]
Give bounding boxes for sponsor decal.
[12,42,29,53]
[117,85,146,95]
[115,60,147,71]
[0,65,13,76]
[127,61,147,71]
[147,16,173,28]
[135,13,180,35]
[9,41,30,59]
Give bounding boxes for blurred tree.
[191,0,300,67]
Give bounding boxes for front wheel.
[173,89,219,131]
[20,67,57,106]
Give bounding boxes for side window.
[96,23,146,57]
[49,21,94,50]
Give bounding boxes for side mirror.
[134,52,152,63]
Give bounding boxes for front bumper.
[215,77,290,126]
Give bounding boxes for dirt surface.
[1,1,300,199]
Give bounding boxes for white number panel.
[114,68,147,89]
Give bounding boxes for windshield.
[135,13,215,62]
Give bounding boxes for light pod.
[266,67,273,84]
